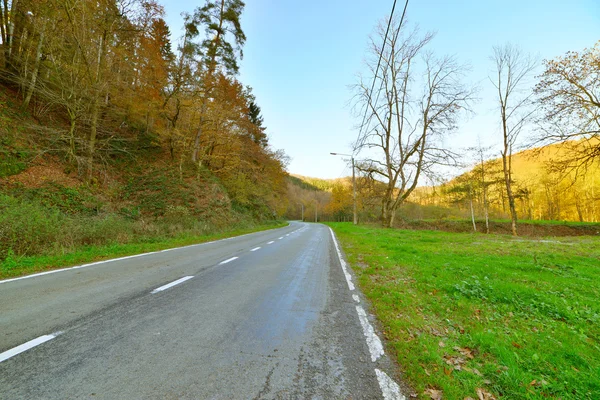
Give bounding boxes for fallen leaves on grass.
[530,379,548,387]
[424,388,443,400]
[475,387,497,400]
[453,346,476,359]
[444,355,466,370]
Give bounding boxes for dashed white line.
[151,276,194,294]
[352,294,360,303]
[219,257,239,265]
[278,237,284,240]
[0,332,62,363]
[267,241,275,244]
[250,247,261,252]
[376,369,405,400]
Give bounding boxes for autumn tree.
[190,0,246,164]
[535,42,600,174]
[490,44,537,236]
[354,21,474,228]
[324,182,353,221]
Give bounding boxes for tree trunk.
[4,0,16,67]
[87,32,106,180]
[0,1,6,50]
[22,25,45,109]
[68,112,76,162]
[502,151,518,235]
[469,186,477,232]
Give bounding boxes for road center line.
[151,276,194,294]
[219,257,239,265]
[0,332,62,363]
[267,241,275,244]
[250,247,261,252]
[278,237,284,240]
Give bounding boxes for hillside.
[0,83,286,265]
[409,140,600,223]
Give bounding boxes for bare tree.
[490,44,537,236]
[354,21,474,228]
[534,42,600,175]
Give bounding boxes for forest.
[0,0,289,262]
[1,0,599,267]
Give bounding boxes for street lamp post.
[330,152,357,225]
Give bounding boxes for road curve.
[0,222,402,399]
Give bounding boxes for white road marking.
[329,226,405,396]
[251,247,261,252]
[0,224,292,285]
[151,276,194,294]
[219,257,238,265]
[0,332,62,363]
[376,369,405,400]
[328,228,355,291]
[356,305,384,362]
[267,241,275,244]
[0,252,159,284]
[278,237,284,240]
[285,234,290,236]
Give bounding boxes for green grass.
[0,221,287,280]
[327,223,600,399]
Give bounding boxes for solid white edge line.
[0,332,62,363]
[375,369,405,400]
[151,276,194,294]
[250,247,261,252]
[219,257,238,265]
[0,224,295,285]
[328,228,355,291]
[356,305,384,362]
[329,226,405,398]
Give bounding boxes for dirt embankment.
[395,220,600,237]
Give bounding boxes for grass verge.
[327,222,600,399]
[0,221,287,280]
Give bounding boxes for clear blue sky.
[163,0,600,179]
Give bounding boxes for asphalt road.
[0,222,404,399]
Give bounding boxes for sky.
[162,0,600,180]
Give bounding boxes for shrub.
[0,194,62,258]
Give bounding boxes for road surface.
[0,222,403,399]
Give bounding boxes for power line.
[354,0,410,152]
